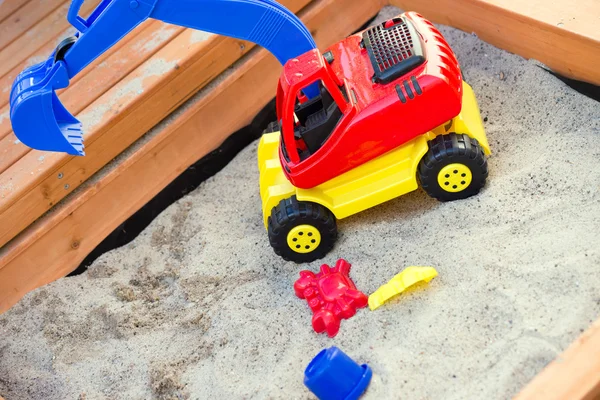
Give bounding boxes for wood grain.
[0,0,28,24]
[0,0,66,50]
[515,318,600,400]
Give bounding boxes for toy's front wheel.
[268,196,337,263]
[418,133,488,201]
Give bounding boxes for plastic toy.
[10,0,319,155]
[259,12,491,262]
[304,346,372,400]
[294,259,367,338]
[368,266,438,311]
[9,2,491,264]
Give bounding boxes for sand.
[1,6,600,400]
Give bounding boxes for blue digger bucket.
[8,0,117,157]
[10,55,84,156]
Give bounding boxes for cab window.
[291,81,344,161]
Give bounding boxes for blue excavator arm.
[10,0,318,156]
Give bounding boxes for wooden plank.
[515,318,600,400]
[0,0,311,248]
[0,0,28,24]
[486,0,598,42]
[0,0,386,313]
[0,0,65,50]
[388,0,600,85]
[0,21,184,173]
[0,0,98,80]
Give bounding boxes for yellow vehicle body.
[258,82,490,228]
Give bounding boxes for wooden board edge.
[514,317,600,400]
[0,0,384,313]
[387,0,600,86]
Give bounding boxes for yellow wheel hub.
[438,163,472,193]
[287,225,321,254]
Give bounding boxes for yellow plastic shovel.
[368,266,438,311]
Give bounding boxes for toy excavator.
[10,0,319,155]
[10,1,491,263]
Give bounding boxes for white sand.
[1,6,599,400]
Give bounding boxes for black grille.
[363,18,425,84]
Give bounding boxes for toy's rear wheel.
[263,121,280,134]
[268,196,337,263]
[418,133,488,201]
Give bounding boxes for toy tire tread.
[268,196,337,263]
[418,133,488,201]
[263,121,280,134]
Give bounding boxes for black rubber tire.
[268,196,337,263]
[418,133,488,202]
[263,121,280,134]
[53,36,77,63]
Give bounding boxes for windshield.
[282,80,344,163]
